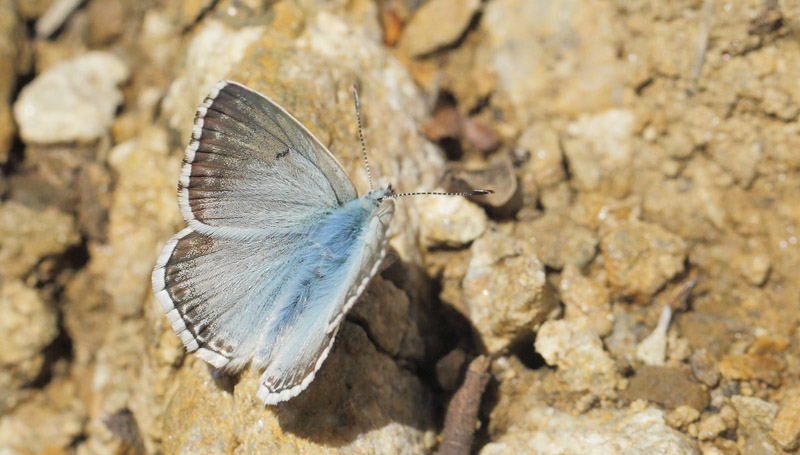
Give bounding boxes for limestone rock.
[601,220,686,301]
[560,264,612,337]
[463,231,557,353]
[562,109,636,196]
[418,196,487,249]
[398,0,480,56]
[14,51,129,144]
[480,406,699,455]
[0,280,58,412]
[0,201,80,279]
[773,391,800,451]
[514,211,598,269]
[534,318,618,395]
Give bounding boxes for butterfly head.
[367,185,394,204]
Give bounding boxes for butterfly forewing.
[179,81,358,236]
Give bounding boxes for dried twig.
[667,269,699,312]
[437,355,492,455]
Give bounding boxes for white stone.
[13,51,129,144]
[563,109,636,191]
[464,232,556,353]
[162,20,263,136]
[419,196,487,248]
[535,318,618,395]
[480,406,699,455]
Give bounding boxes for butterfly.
[152,81,490,405]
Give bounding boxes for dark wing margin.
[153,228,233,370]
[178,81,358,237]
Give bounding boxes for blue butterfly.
[152,81,395,405]
[152,81,490,405]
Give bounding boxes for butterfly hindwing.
[153,197,394,403]
[153,227,310,372]
[255,198,394,404]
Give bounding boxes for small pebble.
[13,51,129,144]
[697,414,726,441]
[419,196,487,249]
[773,393,800,451]
[690,348,721,387]
[665,405,700,429]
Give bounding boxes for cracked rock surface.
[3,1,800,455]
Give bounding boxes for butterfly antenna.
[352,85,374,191]
[352,86,493,200]
[387,189,494,199]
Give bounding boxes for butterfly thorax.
[314,187,389,245]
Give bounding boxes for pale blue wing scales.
[179,81,357,237]
[152,227,310,372]
[255,198,394,404]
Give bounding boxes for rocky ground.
[1,0,800,454]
